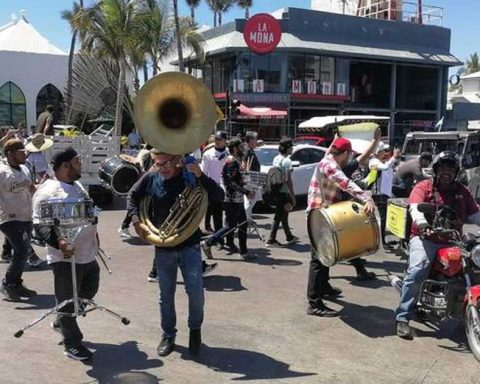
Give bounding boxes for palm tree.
[185,0,200,22]
[67,0,140,136]
[61,0,84,113]
[466,52,480,75]
[216,0,235,26]
[173,0,184,72]
[237,0,252,19]
[206,0,219,27]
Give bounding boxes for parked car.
[293,135,330,147]
[254,144,327,196]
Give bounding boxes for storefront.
[184,7,460,143]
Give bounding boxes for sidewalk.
[0,208,478,383]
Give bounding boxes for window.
[291,149,311,164]
[309,148,325,163]
[0,82,26,127]
[36,84,63,124]
[350,62,391,108]
[397,66,439,110]
[288,54,305,91]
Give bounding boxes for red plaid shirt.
[307,155,371,211]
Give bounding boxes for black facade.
[185,7,459,142]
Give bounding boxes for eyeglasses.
[157,157,178,169]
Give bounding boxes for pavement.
[0,201,479,384]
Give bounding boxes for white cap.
[376,141,390,154]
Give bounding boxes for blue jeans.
[395,236,444,322]
[155,245,204,338]
[0,221,32,286]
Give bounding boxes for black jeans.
[307,248,367,308]
[268,193,293,242]
[372,194,389,242]
[0,221,32,286]
[52,261,100,348]
[207,202,247,254]
[204,202,224,244]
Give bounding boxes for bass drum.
[98,156,141,196]
[307,201,380,267]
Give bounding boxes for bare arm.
[356,127,381,166]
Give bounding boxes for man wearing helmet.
[395,150,480,340]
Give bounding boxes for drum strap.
[74,181,90,199]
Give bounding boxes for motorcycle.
[390,202,480,361]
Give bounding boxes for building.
[183,5,459,143]
[448,71,480,130]
[0,12,68,132]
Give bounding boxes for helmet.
[431,150,460,179]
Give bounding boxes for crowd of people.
[1,121,479,362]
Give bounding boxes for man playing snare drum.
[33,147,99,360]
[306,137,375,317]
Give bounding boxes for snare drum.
[98,156,141,196]
[307,201,380,267]
[40,198,95,227]
[242,171,267,191]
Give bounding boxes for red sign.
[243,13,282,54]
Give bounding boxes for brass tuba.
[133,72,216,247]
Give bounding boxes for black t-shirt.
[244,147,260,172]
[342,158,359,179]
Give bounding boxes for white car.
[255,144,327,196]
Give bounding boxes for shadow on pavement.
[214,248,302,267]
[329,275,393,290]
[83,340,162,384]
[364,259,407,274]
[14,294,55,310]
[203,275,247,292]
[123,237,150,246]
[335,299,396,338]
[177,344,316,381]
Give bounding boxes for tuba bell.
[133,72,217,247]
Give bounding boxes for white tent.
[0,11,68,131]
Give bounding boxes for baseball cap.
[3,139,25,153]
[376,141,391,154]
[331,137,352,152]
[51,147,79,170]
[215,131,228,140]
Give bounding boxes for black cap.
[215,131,228,140]
[51,147,78,170]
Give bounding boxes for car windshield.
[255,147,278,166]
[293,138,318,146]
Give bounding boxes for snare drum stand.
[14,226,129,338]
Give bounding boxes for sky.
[0,0,479,69]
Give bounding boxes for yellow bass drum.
[307,201,380,267]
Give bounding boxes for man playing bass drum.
[128,150,224,357]
[306,137,375,317]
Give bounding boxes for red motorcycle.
[390,203,480,361]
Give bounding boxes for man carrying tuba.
[128,149,224,357]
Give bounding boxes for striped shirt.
[307,154,372,211]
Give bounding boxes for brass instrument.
[133,72,216,247]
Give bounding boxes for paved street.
[0,201,479,384]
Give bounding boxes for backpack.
[263,158,286,206]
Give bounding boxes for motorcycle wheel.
[465,303,480,362]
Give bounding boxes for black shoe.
[16,284,37,298]
[307,304,339,317]
[189,329,201,355]
[147,270,158,282]
[27,253,45,268]
[320,285,342,299]
[157,336,175,357]
[355,266,377,281]
[226,243,239,253]
[64,344,93,361]
[202,262,218,276]
[0,283,22,301]
[396,321,414,340]
[266,240,284,248]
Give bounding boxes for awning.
[237,105,287,120]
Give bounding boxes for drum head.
[307,209,338,267]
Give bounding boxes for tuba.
[133,72,216,247]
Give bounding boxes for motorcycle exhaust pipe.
[388,274,403,294]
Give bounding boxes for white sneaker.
[118,227,133,239]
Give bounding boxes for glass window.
[290,149,310,164]
[350,62,391,108]
[305,55,321,81]
[212,58,223,94]
[320,57,335,84]
[0,82,26,127]
[309,148,325,163]
[203,61,213,91]
[255,147,277,166]
[234,52,251,92]
[268,53,284,93]
[397,66,439,110]
[36,84,63,124]
[289,54,305,91]
[335,58,350,96]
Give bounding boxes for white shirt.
[369,157,395,197]
[32,179,98,264]
[0,162,33,224]
[201,147,229,184]
[273,154,292,193]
